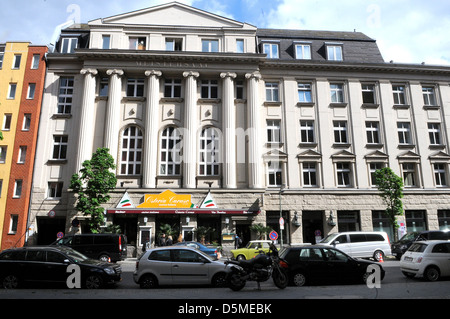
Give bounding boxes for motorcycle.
[225,242,289,291]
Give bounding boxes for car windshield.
[399,232,420,241]
[58,247,90,262]
[320,233,337,244]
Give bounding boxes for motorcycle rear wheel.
[228,273,246,291]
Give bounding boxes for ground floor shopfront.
[27,189,450,253]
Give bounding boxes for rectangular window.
[102,35,111,49]
[61,38,78,53]
[8,83,17,99]
[428,123,442,145]
[393,85,406,105]
[22,114,31,131]
[129,37,146,50]
[397,122,412,145]
[160,127,182,176]
[330,83,344,103]
[99,78,109,97]
[366,121,380,144]
[200,80,218,99]
[267,120,281,143]
[369,162,384,186]
[434,164,447,187]
[9,215,18,234]
[164,79,182,98]
[298,83,312,103]
[27,83,36,99]
[362,84,376,104]
[302,162,317,187]
[0,146,7,163]
[57,77,74,114]
[236,39,244,53]
[52,135,68,160]
[126,78,145,97]
[12,54,21,69]
[48,182,63,199]
[202,39,219,52]
[336,163,351,187]
[300,120,315,143]
[333,121,348,144]
[402,163,417,187]
[13,180,22,198]
[0,46,4,68]
[327,45,343,61]
[265,82,279,102]
[166,38,183,51]
[263,43,279,59]
[295,44,311,60]
[31,54,40,69]
[18,146,27,163]
[235,80,244,99]
[423,86,437,106]
[268,162,282,187]
[2,114,12,130]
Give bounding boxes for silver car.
[134,246,230,288]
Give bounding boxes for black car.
[391,230,450,259]
[0,246,122,289]
[279,245,385,286]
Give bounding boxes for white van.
[319,231,391,261]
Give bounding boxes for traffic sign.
[269,230,278,241]
[57,232,64,239]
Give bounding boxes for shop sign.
[137,190,192,209]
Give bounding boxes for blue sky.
[1,0,449,65]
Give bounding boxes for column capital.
[245,71,262,80]
[106,69,124,76]
[220,72,237,79]
[183,71,200,78]
[80,68,98,76]
[145,70,162,77]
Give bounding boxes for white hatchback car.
[134,246,230,288]
[400,240,450,281]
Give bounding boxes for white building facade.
[29,2,450,251]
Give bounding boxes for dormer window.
[326,44,343,61]
[60,37,78,54]
[295,43,311,60]
[263,42,279,59]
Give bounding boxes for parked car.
[230,240,272,260]
[0,246,122,289]
[52,233,127,262]
[400,240,450,281]
[391,230,450,259]
[279,245,385,286]
[134,246,230,288]
[174,241,218,259]
[319,231,391,261]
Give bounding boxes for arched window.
[120,126,143,175]
[160,127,182,176]
[199,127,220,176]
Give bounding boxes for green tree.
[69,148,117,233]
[249,223,272,240]
[374,167,404,241]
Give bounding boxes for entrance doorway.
[36,217,66,245]
[302,211,324,244]
[113,214,138,246]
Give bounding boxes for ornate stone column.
[143,70,162,188]
[75,68,98,172]
[220,72,237,189]
[104,69,123,164]
[182,71,200,189]
[245,72,263,189]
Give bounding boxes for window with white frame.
[267,120,281,143]
[298,83,312,103]
[27,83,36,99]
[52,135,68,160]
[265,82,279,102]
[164,79,182,98]
[393,85,406,105]
[0,46,4,68]
[2,114,12,130]
[48,182,63,199]
[366,121,380,144]
[129,37,146,50]
[22,114,31,131]
[263,43,279,59]
[402,163,417,187]
[300,120,315,143]
[9,215,18,234]
[120,126,143,175]
[99,78,109,97]
[166,38,183,51]
[423,86,437,106]
[31,54,40,69]
[333,121,348,144]
[18,146,26,164]
[428,123,442,145]
[369,162,384,186]
[330,83,344,103]
[60,38,78,53]
[336,163,352,187]
[160,127,182,176]
[200,80,218,99]
[57,77,74,114]
[327,45,343,61]
[236,39,244,53]
[0,146,7,163]
[362,84,376,104]
[202,39,219,52]
[12,54,21,69]
[434,163,448,187]
[13,180,22,198]
[8,83,17,99]
[302,162,317,187]
[102,35,111,49]
[268,161,282,187]
[126,78,145,97]
[397,122,412,145]
[295,43,311,60]
[199,127,220,176]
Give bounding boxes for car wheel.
[85,274,103,289]
[140,274,158,289]
[292,272,306,287]
[236,255,246,261]
[424,266,440,282]
[211,272,227,287]
[373,250,385,262]
[2,274,20,289]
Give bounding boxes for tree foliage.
[374,167,404,241]
[69,148,117,233]
[249,223,272,240]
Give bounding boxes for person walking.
[158,233,167,246]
